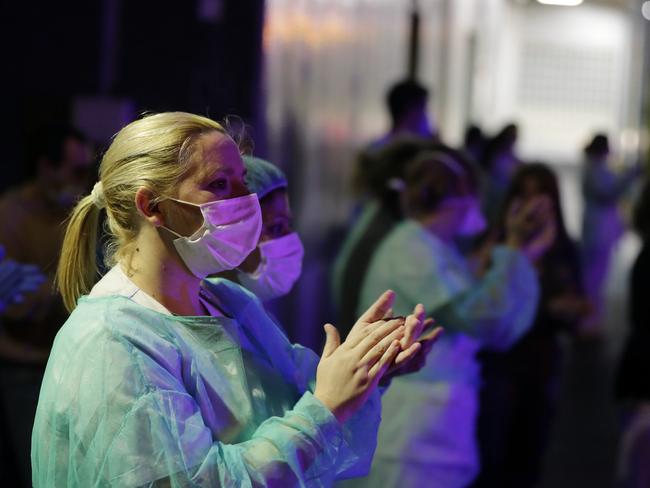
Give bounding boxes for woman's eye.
[209,179,229,191]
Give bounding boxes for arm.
[288,342,382,480]
[431,246,539,351]
[584,165,638,204]
[116,388,346,487]
[33,332,348,488]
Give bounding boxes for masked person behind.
[32,112,438,487]
[333,138,437,338]
[344,146,555,488]
[229,156,303,302]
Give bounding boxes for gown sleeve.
[390,239,539,352]
[287,343,381,480]
[32,306,350,488]
[431,246,539,351]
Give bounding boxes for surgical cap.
[243,156,288,200]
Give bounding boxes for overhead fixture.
[642,1,650,21]
[537,0,583,6]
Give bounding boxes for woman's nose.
[232,179,250,198]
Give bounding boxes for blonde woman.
[31,113,436,486]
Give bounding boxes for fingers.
[322,324,341,358]
[401,304,426,348]
[355,317,404,357]
[417,325,444,343]
[395,326,443,368]
[413,303,425,321]
[360,323,406,367]
[394,341,422,366]
[357,290,395,324]
[368,339,400,382]
[523,196,552,223]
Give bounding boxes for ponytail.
[56,195,101,312]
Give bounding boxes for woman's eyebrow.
[201,166,232,181]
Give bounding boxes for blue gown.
[344,220,539,488]
[31,267,381,487]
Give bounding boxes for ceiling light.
[537,0,583,6]
[642,1,650,21]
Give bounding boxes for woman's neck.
[124,227,206,316]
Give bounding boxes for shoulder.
[56,296,180,359]
[45,296,184,397]
[380,220,430,252]
[378,221,449,271]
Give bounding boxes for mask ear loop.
[156,197,204,240]
[158,224,184,239]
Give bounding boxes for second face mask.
[237,232,304,302]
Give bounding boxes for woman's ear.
[134,187,164,227]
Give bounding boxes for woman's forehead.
[192,131,243,176]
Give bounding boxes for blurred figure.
[464,124,487,165]
[0,246,45,480]
[369,78,438,150]
[615,178,650,488]
[0,124,91,486]
[0,247,45,314]
[581,134,639,334]
[344,146,554,488]
[333,137,436,336]
[482,123,521,226]
[473,163,590,488]
[231,155,304,303]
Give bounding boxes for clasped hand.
[314,290,442,423]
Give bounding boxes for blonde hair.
[57,112,225,312]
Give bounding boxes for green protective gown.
[31,273,381,487]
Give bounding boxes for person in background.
[481,123,521,226]
[0,124,92,487]
[368,79,438,151]
[344,146,555,488]
[0,246,45,480]
[581,134,639,335]
[473,163,590,488]
[464,125,487,165]
[614,177,650,488]
[333,138,436,337]
[229,156,303,303]
[32,112,440,486]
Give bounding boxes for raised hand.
[505,195,556,262]
[314,290,405,423]
[381,304,444,383]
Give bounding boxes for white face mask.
[237,232,304,301]
[163,194,262,279]
[458,198,487,236]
